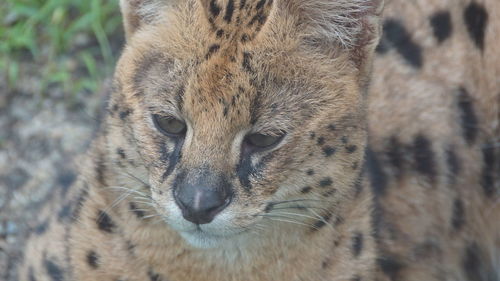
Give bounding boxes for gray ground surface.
[0,67,111,278]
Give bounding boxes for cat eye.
[152,114,187,137]
[244,133,284,149]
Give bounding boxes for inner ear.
[120,0,168,40]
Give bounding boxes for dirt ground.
[0,65,112,279]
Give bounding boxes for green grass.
[0,0,123,99]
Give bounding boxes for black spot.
[44,258,64,281]
[117,148,126,159]
[129,202,145,218]
[57,171,76,197]
[446,148,461,179]
[351,232,363,257]
[205,44,220,59]
[464,3,488,50]
[328,124,336,131]
[216,29,224,38]
[321,258,331,269]
[375,37,390,54]
[386,137,404,178]
[223,0,234,22]
[381,19,423,68]
[351,276,361,281]
[378,256,404,281]
[413,135,436,182]
[341,136,349,144]
[462,243,483,281]
[317,137,325,145]
[57,203,72,222]
[34,220,49,235]
[209,0,221,17]
[311,212,332,231]
[86,251,99,269]
[457,88,478,144]
[451,198,465,230]
[301,186,312,194]
[126,240,136,255]
[480,146,495,196]
[96,210,116,233]
[241,33,249,42]
[119,108,132,120]
[242,52,253,73]
[306,169,314,176]
[310,132,316,139]
[322,146,336,157]
[28,267,37,281]
[346,145,357,154]
[366,148,387,196]
[322,189,336,197]
[148,269,164,281]
[319,177,333,187]
[430,11,452,43]
[255,0,266,10]
[264,202,275,213]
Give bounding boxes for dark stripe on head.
[209,0,221,17]
[224,0,235,22]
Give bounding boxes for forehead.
[117,0,356,129]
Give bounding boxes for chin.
[179,230,230,249]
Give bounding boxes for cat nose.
[174,183,232,225]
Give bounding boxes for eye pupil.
[153,114,186,136]
[245,133,283,148]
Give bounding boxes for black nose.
[174,180,233,225]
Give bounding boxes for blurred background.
[0,0,124,277]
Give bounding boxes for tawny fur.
[14,0,499,281]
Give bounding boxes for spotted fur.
[13,0,499,280]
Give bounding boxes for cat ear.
[120,0,167,40]
[298,0,384,69]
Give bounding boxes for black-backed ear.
[297,0,384,72]
[120,0,167,40]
